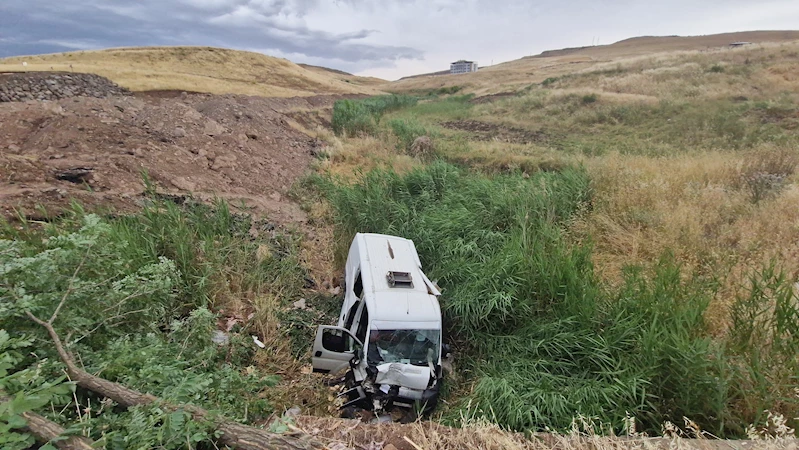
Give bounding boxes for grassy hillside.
[307,38,799,436]
[389,30,799,96]
[3,33,799,447]
[299,63,386,88]
[0,46,385,97]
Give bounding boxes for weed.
[735,146,798,203]
[542,77,560,87]
[581,93,598,104]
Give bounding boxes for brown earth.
[0,86,348,228]
[469,92,518,104]
[442,119,548,145]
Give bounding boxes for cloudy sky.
[1,0,798,80]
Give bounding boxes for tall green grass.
[388,118,433,152]
[332,94,418,136]
[317,162,798,437]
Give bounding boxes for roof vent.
[387,271,413,288]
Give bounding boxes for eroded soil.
[441,119,548,145]
[0,91,345,227]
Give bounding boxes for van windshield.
[367,329,440,366]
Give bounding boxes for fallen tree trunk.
[1,395,95,450]
[26,312,327,450]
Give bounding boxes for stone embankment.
[0,72,129,102]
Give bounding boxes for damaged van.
[311,233,444,416]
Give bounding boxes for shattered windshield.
[367,329,440,366]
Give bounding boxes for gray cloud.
[1,0,797,79]
[0,0,423,72]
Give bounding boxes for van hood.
[374,362,431,390]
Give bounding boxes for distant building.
[450,60,478,74]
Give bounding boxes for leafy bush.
[0,331,75,450]
[0,198,309,448]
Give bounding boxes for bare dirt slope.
[0,76,345,227]
[389,30,799,95]
[0,46,385,97]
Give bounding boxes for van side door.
[311,326,362,374]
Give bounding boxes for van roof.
[354,233,441,325]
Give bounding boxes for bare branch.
[26,311,79,375]
[27,316,327,449]
[0,394,95,450]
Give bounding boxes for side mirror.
[442,343,452,359]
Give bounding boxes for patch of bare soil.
[469,92,518,104]
[442,120,548,145]
[0,91,346,228]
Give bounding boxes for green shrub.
[581,93,598,104]
[331,99,376,136]
[709,64,725,73]
[429,86,463,96]
[0,197,309,448]
[542,77,560,87]
[332,94,418,136]
[388,118,431,152]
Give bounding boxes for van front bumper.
[390,381,440,414]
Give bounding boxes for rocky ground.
[0,73,345,229]
[0,72,130,102]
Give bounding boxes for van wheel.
[340,406,357,419]
[399,406,419,424]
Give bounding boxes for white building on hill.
[450,60,478,74]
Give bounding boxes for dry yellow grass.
[293,414,798,450]
[388,31,799,96]
[316,133,423,180]
[0,46,386,97]
[299,63,387,88]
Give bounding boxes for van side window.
[353,272,363,298]
[343,301,360,330]
[321,328,351,353]
[355,306,369,343]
